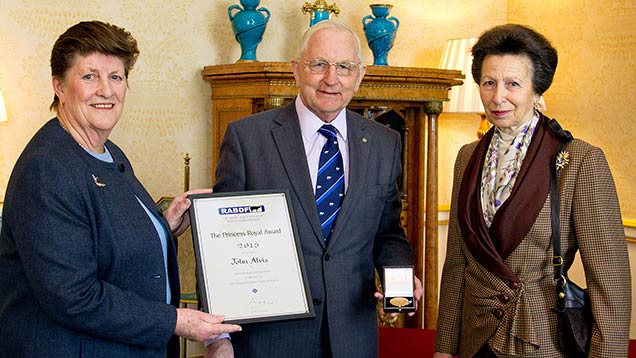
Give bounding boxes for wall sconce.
[0,89,7,123]
[438,38,490,138]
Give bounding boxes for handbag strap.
[551,141,565,278]
[547,118,573,311]
[551,140,570,311]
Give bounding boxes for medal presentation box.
[383,266,415,312]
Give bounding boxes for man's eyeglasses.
[300,59,360,76]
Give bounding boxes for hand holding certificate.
[188,190,314,324]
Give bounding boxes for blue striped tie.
[315,124,344,243]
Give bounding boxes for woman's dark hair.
[471,24,557,95]
[49,20,140,111]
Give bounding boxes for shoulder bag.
[550,139,594,357]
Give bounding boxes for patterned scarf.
[481,115,539,228]
[458,113,561,281]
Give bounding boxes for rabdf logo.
[218,205,265,215]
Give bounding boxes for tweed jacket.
[213,102,414,358]
[435,131,631,357]
[0,119,180,357]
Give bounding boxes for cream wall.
[0,0,507,202]
[2,0,633,218]
[1,0,634,341]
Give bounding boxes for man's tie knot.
[318,124,338,140]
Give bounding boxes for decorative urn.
[228,0,271,62]
[362,4,399,66]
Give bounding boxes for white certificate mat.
[188,190,314,324]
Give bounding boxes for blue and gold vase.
[228,0,270,62]
[362,4,399,66]
[301,0,340,27]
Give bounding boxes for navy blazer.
[0,119,180,357]
[213,102,414,357]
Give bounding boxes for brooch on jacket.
[92,174,106,187]
[555,150,570,171]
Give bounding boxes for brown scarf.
[458,114,563,281]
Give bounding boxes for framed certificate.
[188,190,314,324]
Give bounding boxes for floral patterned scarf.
[481,114,539,228]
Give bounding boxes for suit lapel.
[271,105,325,244]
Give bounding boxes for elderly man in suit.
[206,20,423,358]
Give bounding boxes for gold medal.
[389,297,409,307]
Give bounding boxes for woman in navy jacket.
[0,21,240,357]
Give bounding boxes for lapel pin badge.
[92,174,106,187]
[362,137,368,143]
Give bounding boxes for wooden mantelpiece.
[202,62,462,329]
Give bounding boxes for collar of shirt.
[295,96,349,192]
[295,96,348,143]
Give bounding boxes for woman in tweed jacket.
[433,24,631,357]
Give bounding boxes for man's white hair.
[295,20,363,64]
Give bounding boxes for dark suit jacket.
[435,137,631,357]
[0,119,180,357]
[213,102,414,357]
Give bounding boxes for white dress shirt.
[295,96,350,193]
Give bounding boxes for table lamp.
[0,89,8,123]
[439,38,489,138]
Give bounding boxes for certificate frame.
[188,190,314,324]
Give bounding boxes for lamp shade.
[0,89,7,123]
[438,38,483,113]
